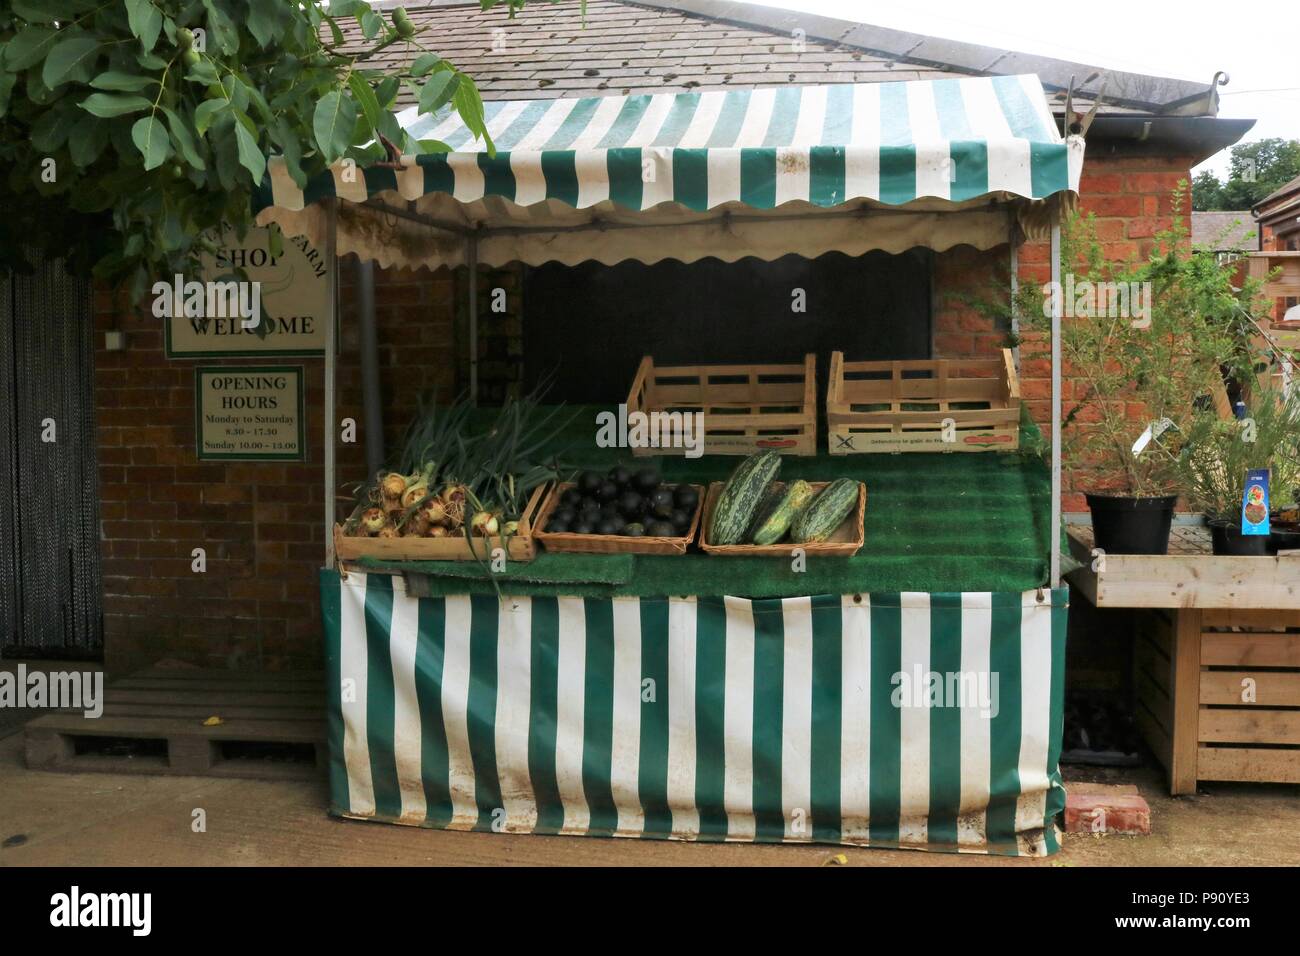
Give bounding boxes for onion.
[503,520,520,536]
[470,511,499,536]
[401,481,429,511]
[420,498,447,525]
[377,526,399,539]
[380,473,407,500]
[427,524,449,538]
[360,507,387,535]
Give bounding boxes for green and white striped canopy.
[261,74,1076,216]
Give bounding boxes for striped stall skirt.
[321,570,1067,856]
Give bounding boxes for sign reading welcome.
[166,226,330,357]
[194,366,304,461]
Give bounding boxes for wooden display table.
[1067,526,1300,794]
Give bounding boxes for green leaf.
[360,9,384,38]
[312,90,357,163]
[411,54,444,77]
[79,93,153,118]
[43,36,102,89]
[201,0,240,55]
[31,103,79,151]
[2,26,58,71]
[248,1,282,48]
[12,0,84,23]
[90,71,157,92]
[184,59,220,86]
[161,106,205,170]
[194,98,227,135]
[0,73,16,119]
[125,0,163,53]
[131,113,172,170]
[233,121,266,184]
[453,80,492,151]
[347,73,382,134]
[376,76,400,108]
[418,70,459,115]
[68,113,110,167]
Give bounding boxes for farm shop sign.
[165,227,330,357]
[195,367,304,461]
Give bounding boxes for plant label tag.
[1131,418,1174,457]
[1241,468,1270,536]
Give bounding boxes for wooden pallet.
[24,667,326,781]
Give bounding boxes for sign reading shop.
[195,366,304,461]
[165,225,330,357]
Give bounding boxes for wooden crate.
[625,355,817,456]
[334,483,546,564]
[1197,609,1300,785]
[827,350,1020,454]
[698,480,866,557]
[534,482,704,555]
[24,667,326,780]
[1132,608,1300,791]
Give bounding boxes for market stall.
[256,74,1083,855]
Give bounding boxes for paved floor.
[1,730,1297,867]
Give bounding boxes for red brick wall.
[94,260,456,672]
[931,153,1195,511]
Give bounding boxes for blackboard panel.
[522,249,932,404]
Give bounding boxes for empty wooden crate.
[625,355,817,456]
[827,350,1020,454]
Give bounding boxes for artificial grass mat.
[357,404,1052,598]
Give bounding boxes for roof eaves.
[619,0,1221,116]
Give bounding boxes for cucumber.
[708,450,782,545]
[750,479,816,545]
[790,478,860,543]
[743,482,785,542]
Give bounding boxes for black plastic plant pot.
[1266,516,1300,555]
[1207,519,1271,557]
[1085,493,1177,555]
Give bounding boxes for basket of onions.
[335,391,573,565]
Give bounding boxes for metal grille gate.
[0,253,102,656]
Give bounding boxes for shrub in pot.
[1012,191,1270,554]
[1171,387,1300,556]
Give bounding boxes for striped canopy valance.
[259,74,1077,217]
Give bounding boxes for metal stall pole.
[467,229,479,404]
[324,198,339,568]
[1009,241,1020,373]
[1049,208,1063,588]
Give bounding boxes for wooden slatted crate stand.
[1069,525,1300,792]
[24,667,326,780]
[827,349,1020,454]
[1134,608,1300,791]
[625,355,817,456]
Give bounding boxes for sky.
[747,0,1300,179]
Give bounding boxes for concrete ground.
[1,728,1297,867]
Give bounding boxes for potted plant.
[1170,386,1300,555]
[1017,191,1269,554]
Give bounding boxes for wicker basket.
[625,355,817,456]
[698,480,866,557]
[827,350,1020,454]
[534,482,704,555]
[333,483,546,564]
